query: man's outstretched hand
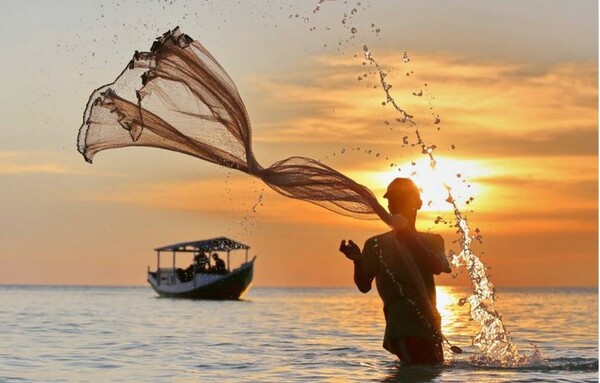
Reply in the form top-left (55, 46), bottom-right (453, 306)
top-left (339, 239), bottom-right (361, 261)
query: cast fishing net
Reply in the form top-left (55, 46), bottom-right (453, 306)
top-left (78, 28), bottom-right (392, 226)
top-left (77, 27), bottom-right (445, 343)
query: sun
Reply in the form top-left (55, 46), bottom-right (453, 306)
top-left (355, 156), bottom-right (492, 212)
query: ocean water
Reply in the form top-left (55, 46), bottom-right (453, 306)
top-left (0, 285), bottom-right (597, 382)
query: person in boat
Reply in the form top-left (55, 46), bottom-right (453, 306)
top-left (194, 252), bottom-right (209, 274)
top-left (339, 178), bottom-right (451, 365)
top-left (177, 267), bottom-right (193, 282)
top-left (210, 253), bottom-right (227, 274)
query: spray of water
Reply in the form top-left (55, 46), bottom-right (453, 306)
top-left (305, 0), bottom-right (540, 365)
top-left (355, 43), bottom-right (547, 360)
top-left (361, 43), bottom-right (526, 366)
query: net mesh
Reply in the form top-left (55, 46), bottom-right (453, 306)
top-left (77, 27), bottom-right (393, 226)
top-left (77, 27), bottom-right (449, 344)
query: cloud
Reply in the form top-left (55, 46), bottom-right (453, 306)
top-left (246, 52), bottom-right (597, 159)
top-left (84, 165), bottom-right (597, 236)
top-left (430, 127), bottom-right (598, 157)
top-left (0, 151), bottom-right (78, 175)
top-left (0, 163), bottom-right (75, 175)
top-left (82, 174), bottom-right (386, 231)
top-left (75, 51), bottom-right (597, 240)
top-left (0, 150), bottom-right (132, 177)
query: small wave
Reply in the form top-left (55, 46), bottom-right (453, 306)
top-left (329, 346), bottom-right (362, 352)
top-left (0, 377), bottom-right (29, 383)
top-left (446, 357), bottom-right (598, 372)
top-left (546, 358), bottom-right (598, 372)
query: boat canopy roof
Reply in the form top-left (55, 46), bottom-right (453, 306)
top-left (155, 237), bottom-right (250, 253)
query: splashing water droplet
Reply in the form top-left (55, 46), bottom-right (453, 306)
top-left (350, 27), bottom-right (357, 34)
top-left (327, 30), bottom-right (525, 366)
top-left (362, 45), bottom-right (372, 61)
top-left (403, 51), bottom-right (410, 63)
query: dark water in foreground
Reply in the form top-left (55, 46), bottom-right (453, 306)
top-left (0, 286), bottom-right (597, 382)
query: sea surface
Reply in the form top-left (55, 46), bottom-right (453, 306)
top-left (0, 285), bottom-right (597, 382)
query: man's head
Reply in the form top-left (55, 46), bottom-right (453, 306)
top-left (384, 178), bottom-right (422, 216)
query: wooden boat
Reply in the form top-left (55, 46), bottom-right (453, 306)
top-left (147, 237), bottom-right (256, 300)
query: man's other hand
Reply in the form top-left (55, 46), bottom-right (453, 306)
top-left (339, 239), bottom-right (361, 261)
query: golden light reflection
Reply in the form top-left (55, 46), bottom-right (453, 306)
top-left (351, 156), bottom-right (494, 212)
top-left (436, 286), bottom-right (478, 338)
top-left (436, 286), bottom-right (455, 322)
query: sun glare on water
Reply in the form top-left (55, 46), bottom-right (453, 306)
top-left (436, 286), bottom-right (455, 321)
top-left (435, 286), bottom-right (471, 338)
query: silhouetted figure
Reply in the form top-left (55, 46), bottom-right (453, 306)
top-left (176, 267), bottom-right (193, 282)
top-left (339, 178), bottom-right (451, 365)
top-left (194, 252), bottom-right (209, 274)
top-left (211, 253), bottom-right (227, 274)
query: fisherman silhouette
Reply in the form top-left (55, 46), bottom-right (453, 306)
top-left (211, 253), bottom-right (227, 274)
top-left (340, 178), bottom-right (451, 364)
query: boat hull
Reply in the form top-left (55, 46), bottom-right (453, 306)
top-left (148, 258), bottom-right (255, 300)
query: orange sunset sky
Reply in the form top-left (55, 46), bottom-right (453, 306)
top-left (0, 1), bottom-right (597, 287)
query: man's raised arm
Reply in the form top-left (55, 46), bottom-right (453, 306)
top-left (340, 239), bottom-right (375, 293)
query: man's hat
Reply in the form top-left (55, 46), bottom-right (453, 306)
top-left (383, 178), bottom-right (420, 199)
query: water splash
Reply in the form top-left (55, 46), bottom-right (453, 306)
top-left (361, 44), bottom-right (524, 366)
top-left (402, 51), bottom-right (410, 63)
top-left (252, 191), bottom-right (264, 214)
top-left (304, 0), bottom-right (529, 364)
top-left (239, 188), bottom-right (265, 237)
top-left (362, 45), bottom-right (413, 124)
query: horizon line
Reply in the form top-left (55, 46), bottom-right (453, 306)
top-left (0, 283), bottom-right (597, 289)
